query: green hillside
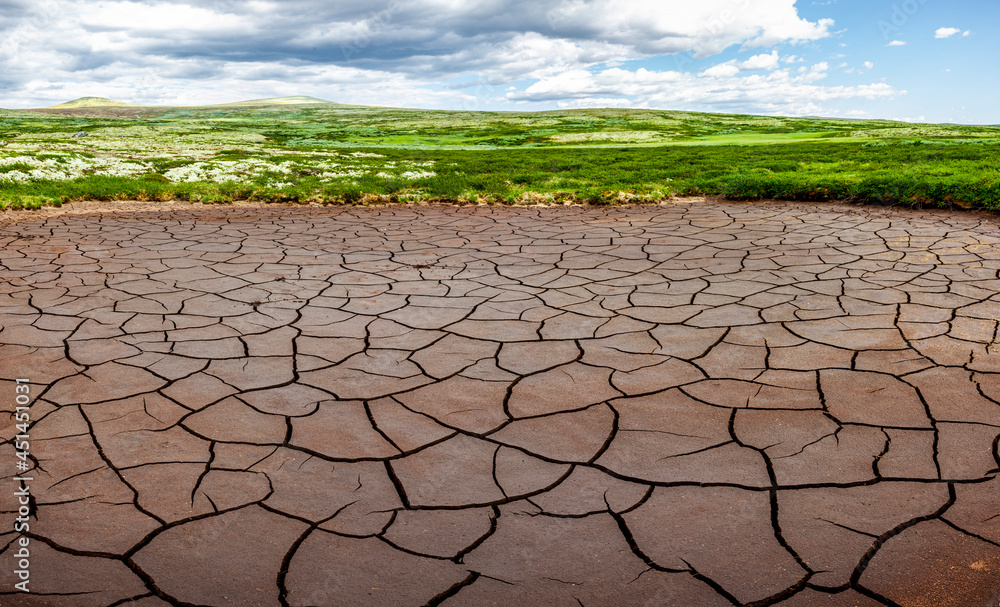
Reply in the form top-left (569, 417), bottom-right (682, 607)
top-left (48, 97), bottom-right (135, 108)
top-left (0, 98), bottom-right (997, 209)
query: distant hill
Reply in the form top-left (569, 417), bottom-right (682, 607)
top-left (31, 95), bottom-right (338, 117)
top-left (41, 95), bottom-right (334, 111)
top-left (49, 97), bottom-right (135, 108)
top-left (218, 96), bottom-right (333, 106)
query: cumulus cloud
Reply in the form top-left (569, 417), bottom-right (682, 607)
top-left (5, 0), bottom-right (834, 73)
top-left (542, 0), bottom-right (833, 57)
top-left (701, 51), bottom-right (781, 78)
top-left (0, 0), bottom-right (870, 116)
top-left (12, 58), bottom-right (477, 109)
top-left (886, 40), bottom-right (906, 46)
top-left (507, 62), bottom-right (901, 116)
top-left (702, 63), bottom-right (741, 78)
top-left (934, 27), bottom-right (966, 39)
top-left (741, 51), bottom-right (782, 70)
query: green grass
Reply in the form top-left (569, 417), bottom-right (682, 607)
top-left (0, 100), bottom-right (998, 210)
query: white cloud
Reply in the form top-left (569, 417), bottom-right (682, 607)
top-left (864, 61), bottom-right (874, 69)
top-left (543, 0), bottom-right (833, 57)
top-left (887, 40), bottom-right (906, 46)
top-left (77, 2), bottom-right (253, 33)
top-left (703, 63), bottom-right (742, 78)
top-left (507, 62), bottom-right (901, 117)
top-left (701, 50), bottom-right (780, 78)
top-left (0, 0), bottom-right (891, 119)
top-left (935, 27), bottom-right (962, 39)
top-left (555, 97), bottom-right (637, 109)
top-left (0, 0), bottom-right (838, 107)
top-left (7, 56), bottom-right (478, 110)
top-left (740, 51), bottom-right (781, 70)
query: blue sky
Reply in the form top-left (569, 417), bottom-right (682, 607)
top-left (793, 0), bottom-right (997, 123)
top-left (0, 0), bottom-right (994, 123)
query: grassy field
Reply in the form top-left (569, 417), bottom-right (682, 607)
top-left (1, 97), bottom-right (998, 209)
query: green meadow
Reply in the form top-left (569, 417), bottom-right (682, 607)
top-left (1, 97), bottom-right (998, 209)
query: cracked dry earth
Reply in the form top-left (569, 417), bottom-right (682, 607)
top-left (1, 201), bottom-right (999, 607)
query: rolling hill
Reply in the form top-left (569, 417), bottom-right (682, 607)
top-left (48, 97), bottom-right (136, 109)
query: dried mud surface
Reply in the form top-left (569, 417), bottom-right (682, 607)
top-left (1, 201), bottom-right (998, 606)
